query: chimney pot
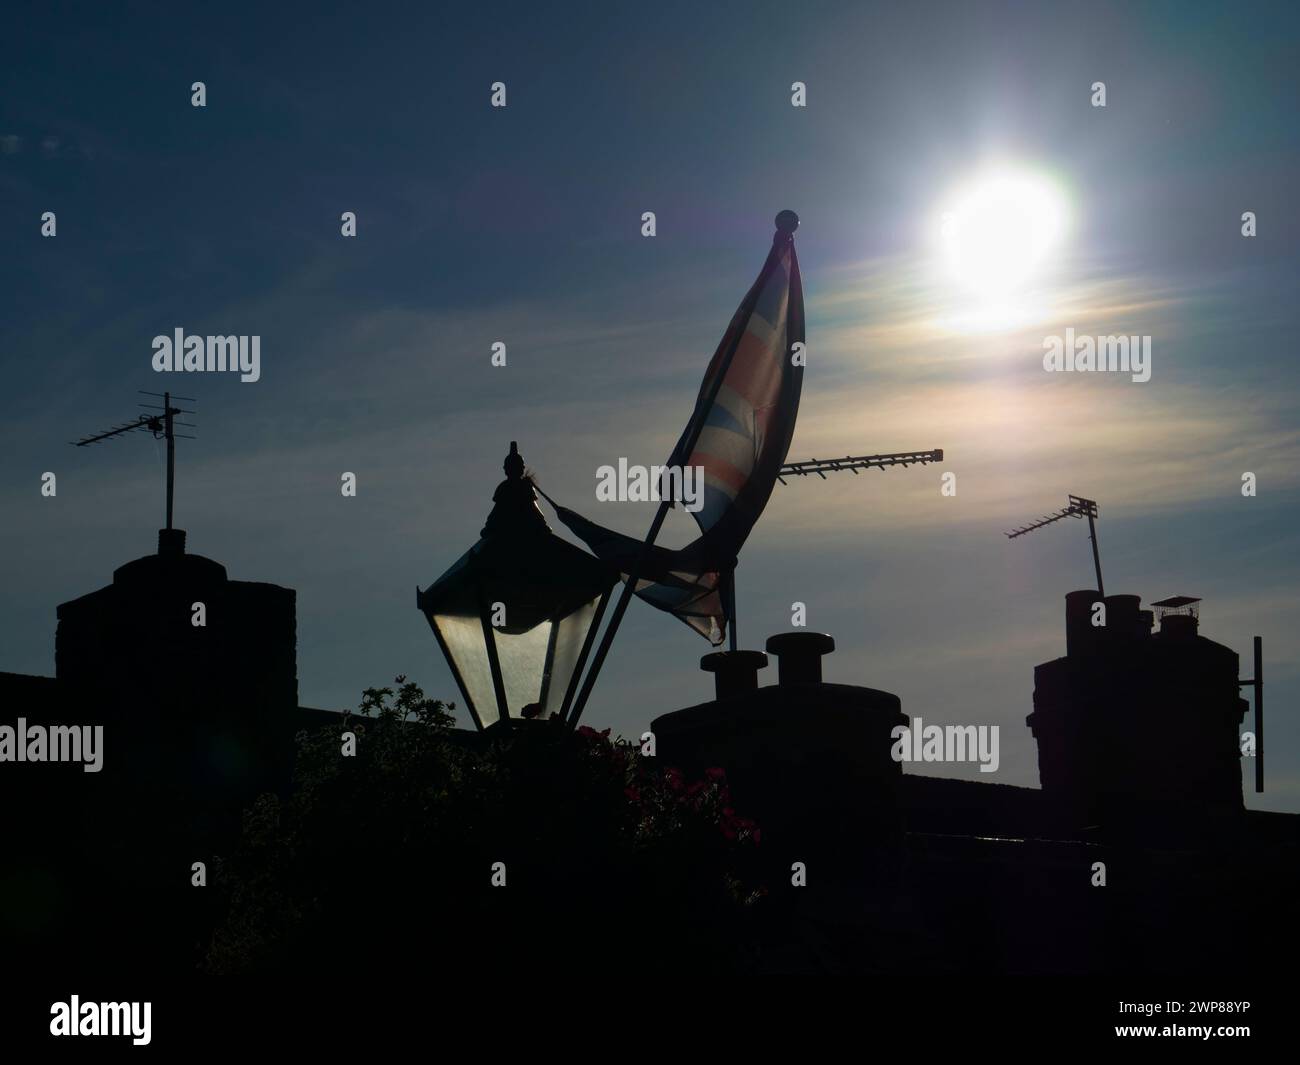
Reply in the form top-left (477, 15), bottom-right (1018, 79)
top-left (158, 528), bottom-right (186, 557)
top-left (700, 650), bottom-right (768, 699)
top-left (1159, 613), bottom-right (1199, 640)
top-left (764, 632), bottom-right (835, 685)
top-left (1065, 590), bottom-right (1104, 656)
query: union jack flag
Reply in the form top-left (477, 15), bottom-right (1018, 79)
top-left (548, 223), bottom-right (804, 644)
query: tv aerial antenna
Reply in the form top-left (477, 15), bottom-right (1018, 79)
top-left (778, 448), bottom-right (944, 484)
top-left (71, 391), bottom-right (197, 531)
top-left (1006, 494), bottom-right (1103, 596)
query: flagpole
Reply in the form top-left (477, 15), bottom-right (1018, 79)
top-left (566, 211), bottom-right (800, 726)
top-left (725, 561), bottom-right (738, 652)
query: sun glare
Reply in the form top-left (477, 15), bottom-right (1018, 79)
top-left (935, 168), bottom-right (1069, 328)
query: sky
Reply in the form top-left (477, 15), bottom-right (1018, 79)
top-left (3, 1), bottom-right (1299, 811)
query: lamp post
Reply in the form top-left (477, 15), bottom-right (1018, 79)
top-left (418, 443), bottom-right (616, 730)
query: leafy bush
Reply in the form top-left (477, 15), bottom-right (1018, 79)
top-left (206, 678), bottom-right (764, 975)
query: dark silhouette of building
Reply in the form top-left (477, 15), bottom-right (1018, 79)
top-left (2, 539), bottom-right (1295, 976)
top-left (0, 529), bottom-right (310, 972)
top-left (53, 528), bottom-right (298, 835)
top-left (650, 620), bottom-right (1293, 973)
top-left (1028, 590), bottom-right (1247, 840)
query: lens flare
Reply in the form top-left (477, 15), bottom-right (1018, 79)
top-left (940, 169), bottom-right (1068, 299)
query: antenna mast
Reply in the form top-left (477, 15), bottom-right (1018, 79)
top-left (1006, 494), bottom-right (1104, 595)
top-left (1239, 636), bottom-right (1265, 793)
top-left (72, 391), bottom-right (197, 531)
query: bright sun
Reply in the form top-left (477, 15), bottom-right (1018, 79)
top-left (938, 168), bottom-right (1069, 308)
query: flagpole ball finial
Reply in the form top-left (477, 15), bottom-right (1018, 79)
top-left (775, 210), bottom-right (800, 235)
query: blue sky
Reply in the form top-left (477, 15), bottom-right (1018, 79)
top-left (3, 1), bottom-right (1299, 810)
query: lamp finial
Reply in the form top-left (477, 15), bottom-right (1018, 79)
top-left (504, 441), bottom-right (525, 480)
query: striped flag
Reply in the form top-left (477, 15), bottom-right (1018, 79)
top-left (548, 222), bottom-right (804, 644)
top-left (669, 228), bottom-right (805, 550)
top-left (543, 498), bottom-right (728, 642)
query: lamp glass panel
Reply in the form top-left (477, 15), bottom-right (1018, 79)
top-left (542, 598), bottom-right (600, 716)
top-left (493, 620), bottom-right (552, 718)
top-left (433, 612), bottom-right (501, 728)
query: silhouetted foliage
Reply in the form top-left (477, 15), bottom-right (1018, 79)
top-left (206, 678), bottom-right (764, 975)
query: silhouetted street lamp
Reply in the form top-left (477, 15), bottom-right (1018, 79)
top-left (418, 443), bottom-right (616, 730)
